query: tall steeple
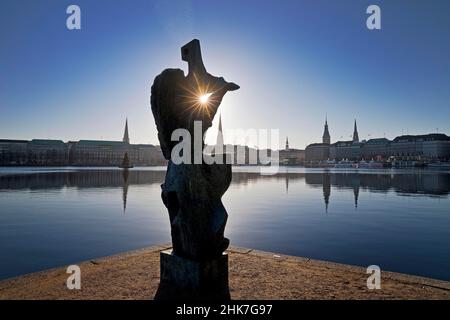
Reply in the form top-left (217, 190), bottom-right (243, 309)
top-left (352, 119), bottom-right (359, 143)
top-left (322, 116), bottom-right (330, 144)
top-left (285, 136), bottom-right (289, 151)
top-left (216, 114), bottom-right (224, 147)
top-left (123, 118), bottom-right (130, 144)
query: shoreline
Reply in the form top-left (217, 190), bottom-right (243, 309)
top-left (1, 244), bottom-right (449, 300)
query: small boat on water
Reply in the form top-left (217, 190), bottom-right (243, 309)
top-left (119, 152), bottom-right (134, 169)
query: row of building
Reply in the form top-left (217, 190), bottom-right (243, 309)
top-left (305, 119), bottom-right (450, 162)
top-left (0, 120), bottom-right (166, 166)
top-left (3, 117), bottom-right (448, 166)
top-left (1, 116), bottom-right (306, 167)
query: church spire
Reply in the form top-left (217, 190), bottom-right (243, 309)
top-left (322, 116), bottom-right (330, 144)
top-left (123, 118), bottom-right (130, 144)
top-left (216, 114), bottom-right (224, 147)
top-left (353, 119), bottom-right (359, 143)
top-left (285, 136), bottom-right (289, 151)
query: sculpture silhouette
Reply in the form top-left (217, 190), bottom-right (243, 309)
top-left (151, 39), bottom-right (239, 261)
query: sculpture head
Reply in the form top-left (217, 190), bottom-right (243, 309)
top-left (181, 39), bottom-right (207, 76)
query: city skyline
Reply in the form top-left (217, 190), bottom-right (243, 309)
top-left (2, 0), bottom-right (450, 149)
top-left (1, 116), bottom-right (448, 151)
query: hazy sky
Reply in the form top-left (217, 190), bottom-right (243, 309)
top-left (1, 0), bottom-right (450, 149)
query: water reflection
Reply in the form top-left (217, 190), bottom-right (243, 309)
top-left (304, 172), bottom-right (450, 212)
top-left (122, 170), bottom-right (129, 213)
top-left (1, 170), bottom-right (450, 212)
top-left (1, 168), bottom-right (450, 281)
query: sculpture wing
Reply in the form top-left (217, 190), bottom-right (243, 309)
top-left (150, 69), bottom-right (185, 160)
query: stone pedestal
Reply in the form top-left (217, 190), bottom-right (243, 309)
top-left (160, 250), bottom-right (229, 291)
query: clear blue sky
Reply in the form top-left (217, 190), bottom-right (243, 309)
top-left (1, 0), bottom-right (450, 148)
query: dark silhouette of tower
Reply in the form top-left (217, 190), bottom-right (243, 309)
top-left (285, 136), bottom-right (289, 151)
top-left (285, 174), bottom-right (289, 194)
top-left (216, 114), bottom-right (224, 147)
top-left (122, 169), bottom-right (129, 213)
top-left (123, 118), bottom-right (130, 144)
top-left (322, 117), bottom-right (330, 144)
top-left (323, 172), bottom-right (331, 213)
top-left (353, 119), bottom-right (359, 143)
top-left (353, 185), bottom-right (359, 209)
top-left (350, 174), bottom-right (360, 209)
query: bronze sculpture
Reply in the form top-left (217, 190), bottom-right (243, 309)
top-left (151, 39), bottom-right (239, 274)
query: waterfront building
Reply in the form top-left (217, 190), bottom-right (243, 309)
top-left (305, 118), bottom-right (332, 161)
top-left (329, 140), bottom-right (362, 161)
top-left (326, 120), bottom-right (361, 161)
top-left (305, 118), bottom-right (450, 163)
top-left (390, 134), bottom-right (450, 161)
top-left (68, 119), bottom-right (166, 166)
top-left (361, 138), bottom-right (391, 160)
top-left (0, 120), bottom-right (166, 166)
top-left (305, 143), bottom-right (330, 161)
top-left (70, 140), bottom-right (131, 166)
top-left (27, 139), bottom-right (68, 165)
top-left (279, 136), bottom-right (305, 165)
top-left (0, 139), bottom-right (28, 165)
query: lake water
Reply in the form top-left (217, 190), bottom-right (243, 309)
top-left (0, 166), bottom-right (449, 281)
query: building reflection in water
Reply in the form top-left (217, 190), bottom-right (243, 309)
top-left (1, 170), bottom-right (450, 213)
top-left (353, 184), bottom-right (359, 209)
top-left (122, 169), bottom-right (129, 213)
top-left (303, 172), bottom-right (450, 212)
top-left (285, 174), bottom-right (289, 194)
top-left (322, 172), bottom-right (331, 212)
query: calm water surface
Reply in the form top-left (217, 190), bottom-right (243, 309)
top-left (0, 166), bottom-right (449, 281)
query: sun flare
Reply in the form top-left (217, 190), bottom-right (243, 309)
top-left (199, 93), bottom-right (212, 104)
